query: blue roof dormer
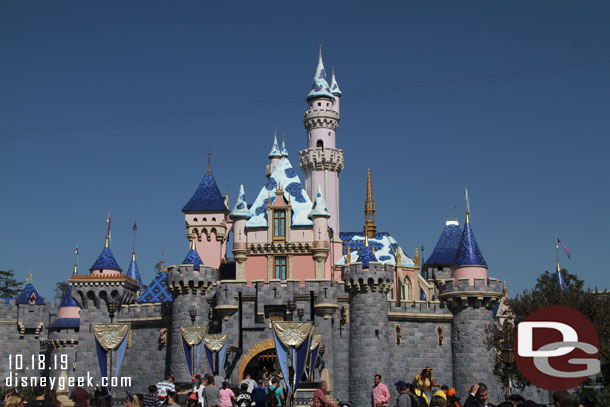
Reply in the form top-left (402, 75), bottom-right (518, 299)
top-left (16, 283), bottom-right (45, 305)
top-left (452, 218), bottom-right (487, 267)
top-left (137, 271), bottom-right (173, 303)
top-left (59, 286), bottom-right (80, 308)
top-left (356, 244), bottom-right (378, 269)
top-left (269, 134), bottom-right (282, 159)
top-left (306, 52), bottom-right (335, 101)
top-left (330, 68), bottom-right (342, 97)
top-left (126, 256), bottom-right (144, 288)
top-left (425, 220), bottom-right (462, 266)
top-left (230, 185), bottom-right (253, 220)
top-left (182, 247), bottom-right (203, 271)
top-left (308, 186), bottom-right (331, 219)
top-left (182, 171), bottom-right (227, 213)
top-left (89, 246), bottom-right (122, 272)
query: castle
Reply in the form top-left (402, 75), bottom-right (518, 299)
top-left (0, 50), bottom-right (508, 406)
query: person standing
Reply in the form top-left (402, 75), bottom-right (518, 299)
top-left (371, 375), bottom-right (391, 407)
top-left (204, 378), bottom-right (222, 407)
top-left (413, 368), bottom-right (439, 402)
top-left (463, 383), bottom-right (493, 407)
top-left (266, 377), bottom-right (284, 407)
top-left (240, 374), bottom-right (257, 394)
top-left (312, 381), bottom-right (338, 407)
top-left (393, 382), bottom-right (411, 407)
top-left (69, 386), bottom-right (90, 407)
top-left (143, 386), bottom-right (161, 407)
top-left (235, 383), bottom-right (253, 407)
top-left (219, 381), bottom-right (236, 407)
top-left (251, 380), bottom-right (267, 407)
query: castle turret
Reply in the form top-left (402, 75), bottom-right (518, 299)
top-left (343, 188), bottom-right (393, 407)
top-left (167, 241), bottom-right (218, 381)
top-left (230, 185), bottom-right (252, 280)
top-left (439, 189), bottom-right (502, 400)
top-left (330, 66), bottom-right (342, 114)
top-left (299, 47), bottom-right (344, 239)
top-left (182, 152), bottom-right (231, 269)
top-left (266, 129), bottom-right (282, 177)
top-left (424, 217), bottom-right (461, 280)
top-left (309, 186), bottom-right (331, 279)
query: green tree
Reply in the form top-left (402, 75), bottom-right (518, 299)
top-left (54, 281), bottom-right (69, 302)
top-left (0, 269), bottom-right (24, 298)
top-left (488, 269), bottom-right (609, 404)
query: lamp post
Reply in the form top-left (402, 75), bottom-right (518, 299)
top-left (189, 308), bottom-right (197, 374)
top-left (287, 300), bottom-right (296, 321)
top-left (297, 308), bottom-right (305, 321)
top-left (106, 301), bottom-right (118, 384)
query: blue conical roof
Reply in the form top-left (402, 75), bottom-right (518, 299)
top-left (269, 134), bottom-right (282, 159)
top-left (425, 220), bottom-right (462, 266)
top-left (308, 186), bottom-right (331, 219)
top-left (280, 138), bottom-right (288, 157)
top-left (126, 256), bottom-right (143, 287)
top-left (90, 246), bottom-right (122, 271)
top-left (136, 271), bottom-right (173, 303)
top-left (182, 248), bottom-right (203, 270)
top-left (306, 53), bottom-right (335, 101)
top-left (452, 218), bottom-right (487, 267)
top-left (16, 283), bottom-right (45, 305)
top-left (59, 286), bottom-right (80, 308)
top-left (230, 185), bottom-right (253, 220)
top-left (182, 171), bottom-right (227, 212)
top-left (330, 69), bottom-right (342, 97)
top-left (356, 245), bottom-right (378, 268)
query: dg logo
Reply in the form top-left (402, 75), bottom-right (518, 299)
top-left (514, 305), bottom-right (601, 391)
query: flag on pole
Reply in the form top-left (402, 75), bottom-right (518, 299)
top-left (557, 237), bottom-right (571, 259)
top-left (133, 221), bottom-right (137, 232)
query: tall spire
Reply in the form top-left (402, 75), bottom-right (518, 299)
top-left (465, 185), bottom-right (471, 223)
top-left (452, 189), bottom-right (487, 267)
top-left (132, 220), bottom-right (137, 261)
top-left (269, 129), bottom-right (282, 158)
top-left (364, 168), bottom-right (377, 238)
top-left (126, 220), bottom-right (143, 288)
top-left (105, 211), bottom-right (111, 247)
top-left (207, 149), bottom-right (212, 174)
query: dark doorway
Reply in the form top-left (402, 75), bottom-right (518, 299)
top-left (244, 349), bottom-right (278, 381)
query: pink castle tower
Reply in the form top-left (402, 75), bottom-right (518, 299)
top-left (299, 47), bottom-right (344, 260)
top-left (182, 152), bottom-right (231, 269)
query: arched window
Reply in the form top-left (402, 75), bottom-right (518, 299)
top-left (316, 140), bottom-right (323, 148)
top-left (401, 276), bottom-right (412, 301)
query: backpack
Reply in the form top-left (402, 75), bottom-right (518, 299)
top-left (266, 386), bottom-right (279, 407)
top-left (408, 393), bottom-right (426, 407)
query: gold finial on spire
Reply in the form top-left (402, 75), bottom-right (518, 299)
top-left (105, 211), bottom-right (111, 247)
top-left (27, 269), bottom-right (32, 283)
top-left (364, 234), bottom-right (369, 247)
top-left (364, 168), bottom-right (377, 238)
top-left (207, 149), bottom-right (212, 174)
top-left (503, 280), bottom-right (507, 297)
top-left (159, 249), bottom-right (166, 271)
top-left (346, 244), bottom-right (351, 264)
top-left (190, 238), bottom-right (196, 251)
top-left (414, 245), bottom-right (420, 268)
top-left (395, 247), bottom-right (402, 267)
top-left (73, 244), bottom-right (79, 275)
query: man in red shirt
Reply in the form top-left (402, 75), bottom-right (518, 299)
top-left (312, 381), bottom-right (337, 407)
top-left (69, 386), bottom-right (90, 407)
top-left (371, 375), bottom-right (390, 407)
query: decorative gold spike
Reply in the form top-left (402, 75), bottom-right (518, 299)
top-left (414, 245), bottom-right (420, 268)
top-left (503, 280), bottom-right (507, 297)
top-left (364, 234), bottom-right (369, 247)
top-left (346, 244), bottom-right (351, 264)
top-left (190, 239), bottom-right (196, 251)
top-left (364, 168), bottom-right (377, 238)
top-left (395, 247), bottom-right (402, 267)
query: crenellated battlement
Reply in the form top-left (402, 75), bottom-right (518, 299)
top-left (166, 265), bottom-right (219, 295)
top-left (298, 147), bottom-right (344, 173)
top-left (303, 108), bottom-right (340, 130)
top-left (341, 262), bottom-right (394, 293)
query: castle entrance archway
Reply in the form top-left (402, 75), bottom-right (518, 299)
top-left (237, 338), bottom-right (278, 381)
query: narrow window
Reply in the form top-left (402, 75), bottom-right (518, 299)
top-left (316, 140), bottom-right (323, 148)
top-left (274, 256), bottom-right (287, 280)
top-left (273, 210), bottom-right (286, 238)
top-left (318, 102), bottom-right (321, 107)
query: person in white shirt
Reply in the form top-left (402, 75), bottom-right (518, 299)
top-left (239, 374), bottom-right (256, 393)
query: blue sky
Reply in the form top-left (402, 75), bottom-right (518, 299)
top-left (1, 1), bottom-right (609, 301)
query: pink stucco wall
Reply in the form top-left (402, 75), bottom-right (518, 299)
top-left (292, 255), bottom-right (316, 281)
top-left (195, 229), bottom-right (222, 269)
top-left (244, 256), bottom-right (268, 281)
top-left (57, 306), bottom-right (80, 319)
top-left (451, 266), bottom-right (488, 285)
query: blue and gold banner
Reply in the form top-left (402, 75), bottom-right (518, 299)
top-left (204, 333), bottom-right (228, 376)
top-left (308, 334), bottom-right (322, 380)
top-left (92, 324), bottom-right (130, 394)
top-left (272, 322), bottom-right (315, 393)
top-left (181, 326), bottom-right (207, 375)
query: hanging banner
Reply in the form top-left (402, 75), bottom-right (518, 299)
top-left (181, 326), bottom-right (207, 375)
top-left (92, 324), bottom-right (130, 393)
top-left (272, 322), bottom-right (315, 393)
top-left (308, 334), bottom-right (322, 379)
top-left (204, 333), bottom-right (228, 375)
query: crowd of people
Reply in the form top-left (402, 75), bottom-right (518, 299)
top-left (0, 370), bottom-right (599, 407)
